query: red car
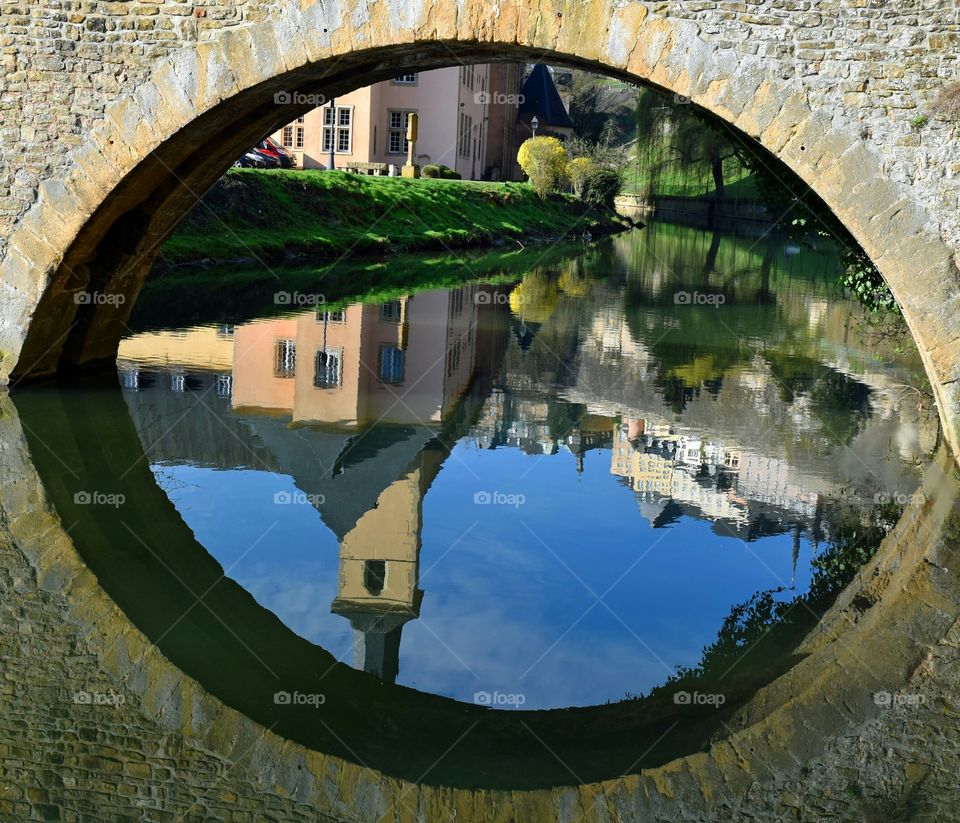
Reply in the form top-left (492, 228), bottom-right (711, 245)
top-left (255, 138), bottom-right (296, 169)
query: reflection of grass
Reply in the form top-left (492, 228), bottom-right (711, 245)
top-left (161, 169), bottom-right (628, 265)
top-left (131, 241), bottom-right (591, 332)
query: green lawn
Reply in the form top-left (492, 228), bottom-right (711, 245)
top-left (162, 170), bottom-right (627, 265)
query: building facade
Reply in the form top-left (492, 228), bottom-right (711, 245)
top-left (272, 65), bottom-right (524, 180)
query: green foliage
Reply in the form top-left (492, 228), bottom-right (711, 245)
top-left (910, 114), bottom-right (929, 129)
top-left (733, 133), bottom-right (900, 317)
top-left (565, 70), bottom-right (637, 145)
top-left (630, 86), bottom-right (748, 198)
top-left (580, 167), bottom-right (622, 209)
top-left (567, 157), bottom-right (596, 197)
top-left (517, 136), bottom-right (569, 198)
top-left (422, 164), bottom-right (462, 180)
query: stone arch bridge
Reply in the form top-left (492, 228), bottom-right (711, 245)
top-left (2, 0), bottom-right (960, 451)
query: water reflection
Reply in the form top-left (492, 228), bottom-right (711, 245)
top-left (108, 223), bottom-right (937, 710)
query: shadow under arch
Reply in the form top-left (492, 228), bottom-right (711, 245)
top-left (4, 9), bottom-right (959, 459)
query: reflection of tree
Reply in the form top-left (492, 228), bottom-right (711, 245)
top-left (765, 351), bottom-right (872, 446)
top-left (647, 497), bottom-right (903, 704)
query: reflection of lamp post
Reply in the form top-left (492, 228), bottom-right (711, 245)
top-left (531, 115), bottom-right (539, 138)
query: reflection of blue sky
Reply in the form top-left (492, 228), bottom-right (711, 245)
top-left (152, 441), bottom-right (814, 710)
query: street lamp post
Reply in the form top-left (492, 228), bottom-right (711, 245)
top-left (327, 98), bottom-right (336, 171)
top-left (531, 115), bottom-right (539, 138)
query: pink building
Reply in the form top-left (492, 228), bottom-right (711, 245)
top-left (272, 66), bottom-right (521, 181)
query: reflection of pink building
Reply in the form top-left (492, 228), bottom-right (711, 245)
top-left (271, 66), bottom-right (522, 180)
top-left (231, 288), bottom-right (483, 427)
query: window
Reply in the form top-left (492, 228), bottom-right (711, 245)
top-left (379, 345), bottom-right (405, 384)
top-left (380, 300), bottom-right (402, 323)
top-left (393, 73), bottom-right (417, 85)
top-left (363, 560), bottom-right (386, 596)
top-left (458, 113), bottom-right (474, 158)
top-left (274, 339), bottom-right (296, 378)
top-left (170, 373), bottom-right (186, 393)
top-left (450, 288), bottom-right (464, 317)
top-left (317, 309), bottom-right (346, 324)
top-left (314, 348), bottom-right (343, 389)
top-left (460, 65), bottom-right (475, 90)
top-left (387, 110), bottom-right (414, 154)
top-left (282, 117), bottom-right (305, 149)
top-left (322, 106), bottom-right (352, 154)
top-left (216, 374), bottom-right (233, 397)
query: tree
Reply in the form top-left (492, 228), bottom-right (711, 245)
top-left (517, 137), bottom-right (568, 197)
top-left (567, 157), bottom-right (596, 197)
top-left (566, 71), bottom-right (637, 145)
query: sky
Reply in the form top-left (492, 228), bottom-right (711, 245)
top-left (153, 435), bottom-right (812, 710)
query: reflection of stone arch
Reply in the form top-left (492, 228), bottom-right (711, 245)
top-left (7, 388), bottom-right (960, 819)
top-left (2, 1), bottom-right (960, 458)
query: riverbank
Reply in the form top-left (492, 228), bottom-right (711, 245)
top-left (160, 170), bottom-right (631, 266)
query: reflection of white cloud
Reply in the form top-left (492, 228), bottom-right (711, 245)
top-left (239, 564), bottom-right (354, 661)
top-left (400, 601), bottom-right (673, 708)
top-left (402, 529), bottom-right (705, 709)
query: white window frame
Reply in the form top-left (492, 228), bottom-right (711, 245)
top-left (387, 110), bottom-right (415, 155)
top-left (322, 105), bottom-right (353, 154)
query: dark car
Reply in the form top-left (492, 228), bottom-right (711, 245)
top-left (234, 151), bottom-right (268, 169)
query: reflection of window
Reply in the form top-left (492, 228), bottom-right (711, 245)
top-left (364, 560), bottom-right (386, 596)
top-left (170, 373), bottom-right (186, 393)
top-left (216, 374), bottom-right (232, 397)
top-left (119, 369), bottom-right (139, 390)
top-left (379, 301), bottom-right (402, 323)
top-left (323, 106), bottom-right (352, 154)
top-left (450, 289), bottom-right (464, 317)
top-left (393, 73), bottom-right (417, 85)
top-left (217, 324), bottom-right (235, 338)
top-left (314, 348), bottom-right (343, 389)
top-left (387, 110), bottom-right (414, 154)
top-left (446, 339), bottom-right (461, 378)
top-left (274, 339), bottom-right (296, 378)
top-left (379, 345), bottom-right (405, 384)
top-left (317, 309), bottom-right (345, 324)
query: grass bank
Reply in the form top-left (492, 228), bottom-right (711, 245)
top-left (161, 169), bottom-right (630, 266)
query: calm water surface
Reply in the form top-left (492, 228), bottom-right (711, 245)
top-left (105, 222), bottom-right (935, 712)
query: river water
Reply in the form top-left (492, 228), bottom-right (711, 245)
top-left (10, 221), bottom-right (942, 791)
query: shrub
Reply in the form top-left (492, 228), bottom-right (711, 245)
top-left (517, 137), bottom-right (568, 198)
top-left (580, 167), bottom-right (622, 209)
top-left (567, 157), bottom-right (596, 197)
top-left (422, 164), bottom-right (462, 180)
